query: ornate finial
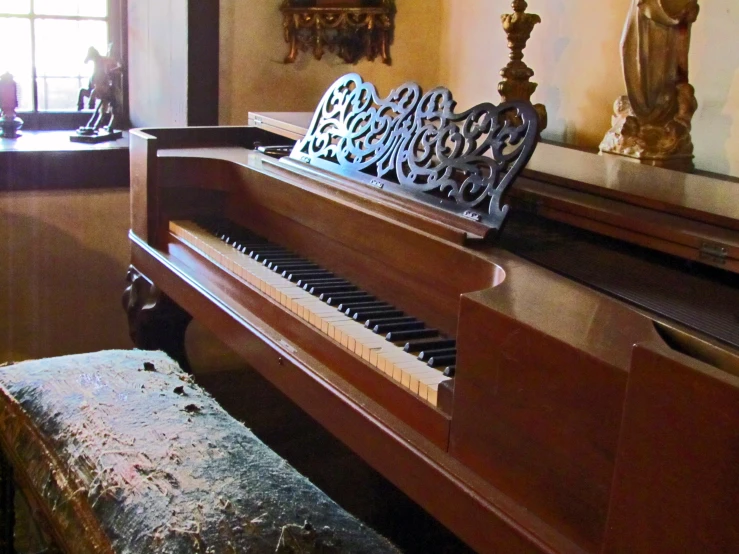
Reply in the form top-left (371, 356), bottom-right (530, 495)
top-left (499, 0), bottom-right (547, 130)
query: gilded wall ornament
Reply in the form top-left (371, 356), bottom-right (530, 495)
top-left (498, 0), bottom-right (547, 131)
top-left (600, 0), bottom-right (700, 171)
top-left (280, 1), bottom-right (394, 65)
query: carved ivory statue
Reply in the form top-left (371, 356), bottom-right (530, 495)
top-left (600, 0), bottom-right (700, 170)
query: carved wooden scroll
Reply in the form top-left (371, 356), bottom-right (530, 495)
top-left (292, 74), bottom-right (539, 233)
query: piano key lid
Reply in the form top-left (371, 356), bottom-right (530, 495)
top-left (290, 73), bottom-right (540, 241)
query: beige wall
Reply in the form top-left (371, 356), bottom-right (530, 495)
top-left (219, 0), bottom-right (739, 177)
top-left (0, 189), bottom-right (132, 363)
top-left (219, 0), bottom-right (443, 123)
top-left (128, 0), bottom-right (189, 127)
top-left (439, 0), bottom-right (739, 177)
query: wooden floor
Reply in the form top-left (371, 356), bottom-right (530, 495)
top-left (187, 322), bottom-right (471, 554)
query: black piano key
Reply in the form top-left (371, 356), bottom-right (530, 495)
top-left (266, 258), bottom-right (304, 267)
top-left (248, 245), bottom-right (283, 253)
top-left (236, 235), bottom-right (264, 245)
top-left (309, 284), bottom-right (357, 295)
top-left (403, 338), bottom-right (456, 353)
top-left (268, 259), bottom-right (314, 268)
top-left (427, 354), bottom-right (457, 368)
top-left (307, 282), bottom-right (355, 293)
top-left (285, 270), bottom-right (333, 280)
top-left (318, 290), bottom-right (375, 302)
top-left (349, 305), bottom-right (400, 314)
top-left (273, 259), bottom-right (318, 269)
top-left (251, 249), bottom-right (288, 261)
top-left (232, 241), bottom-right (266, 249)
top-left (269, 260), bottom-right (308, 271)
top-left (443, 366), bottom-right (456, 377)
top-left (417, 347), bottom-right (457, 362)
top-left (263, 254), bottom-right (303, 266)
top-left (373, 320), bottom-right (424, 334)
top-left (298, 277), bottom-right (348, 288)
top-left (354, 309), bottom-right (404, 322)
top-left (260, 251), bottom-right (299, 258)
top-left (325, 293), bottom-right (376, 304)
top-left (337, 300), bottom-right (388, 312)
top-left (266, 253), bottom-right (303, 262)
top-left (345, 306), bottom-right (397, 318)
top-left (324, 293), bottom-right (376, 305)
top-left (274, 262), bottom-right (320, 273)
top-left (309, 276), bottom-right (348, 283)
top-left (363, 316), bottom-right (416, 328)
top-left (386, 329), bottom-right (439, 342)
top-left (285, 268), bottom-right (329, 276)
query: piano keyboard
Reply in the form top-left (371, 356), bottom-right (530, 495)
top-left (170, 219), bottom-right (454, 407)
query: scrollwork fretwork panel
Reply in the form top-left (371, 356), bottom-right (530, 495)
top-left (292, 74), bottom-right (539, 234)
top-left (280, 3), bottom-right (394, 65)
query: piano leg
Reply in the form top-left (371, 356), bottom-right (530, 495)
top-left (122, 266), bottom-right (192, 371)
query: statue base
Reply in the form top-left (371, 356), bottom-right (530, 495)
top-left (0, 115), bottom-right (23, 139)
top-left (599, 150), bottom-right (695, 173)
top-left (599, 94), bottom-right (695, 172)
top-left (70, 127), bottom-right (123, 144)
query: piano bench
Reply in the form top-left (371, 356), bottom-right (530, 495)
top-left (0, 350), bottom-right (398, 553)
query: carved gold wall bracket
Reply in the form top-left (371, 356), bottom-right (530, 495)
top-left (280, 1), bottom-right (395, 65)
top-left (498, 0), bottom-right (547, 131)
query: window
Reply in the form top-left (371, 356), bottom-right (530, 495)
top-left (0, 0), bottom-right (124, 128)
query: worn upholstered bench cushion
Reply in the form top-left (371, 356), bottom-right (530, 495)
top-left (0, 350), bottom-right (398, 553)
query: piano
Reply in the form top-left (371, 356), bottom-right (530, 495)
top-left (125, 74), bottom-right (739, 554)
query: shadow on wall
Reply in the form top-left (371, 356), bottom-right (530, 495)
top-left (535, 3), bottom-right (570, 144)
top-left (578, 35), bottom-right (624, 148)
top-left (725, 70), bottom-right (739, 177)
top-left (540, 86), bottom-right (567, 143)
top-left (0, 213), bottom-right (132, 362)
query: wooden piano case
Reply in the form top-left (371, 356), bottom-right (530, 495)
top-left (127, 80), bottom-right (739, 553)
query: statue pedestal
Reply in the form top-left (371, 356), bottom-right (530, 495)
top-left (599, 149), bottom-right (695, 173)
top-left (70, 127), bottom-right (123, 144)
top-left (0, 114), bottom-right (23, 139)
top-left (599, 94), bottom-right (695, 172)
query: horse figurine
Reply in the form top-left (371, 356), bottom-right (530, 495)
top-left (76, 46), bottom-right (122, 135)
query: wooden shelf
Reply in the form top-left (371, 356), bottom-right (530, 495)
top-left (0, 130), bottom-right (129, 191)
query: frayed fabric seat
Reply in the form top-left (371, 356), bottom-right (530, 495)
top-left (0, 350), bottom-right (398, 553)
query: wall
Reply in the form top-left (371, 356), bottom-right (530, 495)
top-left (128, 0), bottom-right (220, 127)
top-left (128, 0), bottom-right (189, 127)
top-left (0, 189), bottom-right (131, 362)
top-left (218, 0), bottom-right (443, 124)
top-left (439, 0), bottom-right (739, 177)
top-left (219, 1), bottom-right (739, 177)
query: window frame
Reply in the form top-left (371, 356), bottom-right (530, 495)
top-left (0, 0), bottom-right (128, 131)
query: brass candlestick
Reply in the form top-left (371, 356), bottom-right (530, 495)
top-left (499, 0), bottom-right (547, 130)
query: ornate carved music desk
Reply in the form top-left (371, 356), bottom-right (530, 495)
top-left (128, 75), bottom-right (739, 554)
